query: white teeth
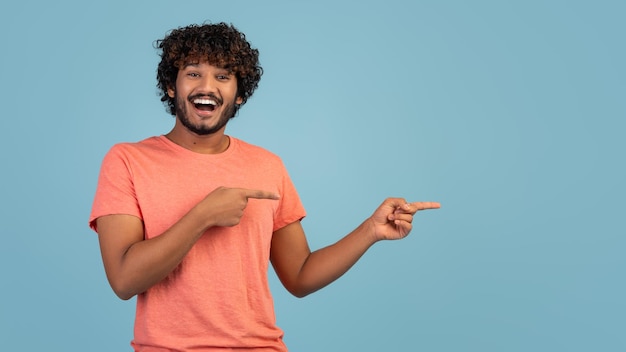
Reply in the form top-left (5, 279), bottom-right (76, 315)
top-left (193, 98), bottom-right (217, 105)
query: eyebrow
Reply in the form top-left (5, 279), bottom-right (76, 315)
top-left (181, 63), bottom-right (231, 74)
top-left (182, 63), bottom-right (200, 69)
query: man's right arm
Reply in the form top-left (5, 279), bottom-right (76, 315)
top-left (96, 187), bottom-right (279, 300)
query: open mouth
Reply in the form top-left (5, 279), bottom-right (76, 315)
top-left (192, 98), bottom-right (218, 112)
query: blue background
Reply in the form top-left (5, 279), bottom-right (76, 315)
top-left (1, 1), bottom-right (624, 351)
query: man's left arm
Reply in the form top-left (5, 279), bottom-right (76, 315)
top-left (270, 198), bottom-right (440, 298)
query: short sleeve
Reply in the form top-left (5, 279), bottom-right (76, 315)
top-left (88, 145), bottom-right (143, 232)
top-left (272, 162), bottom-right (306, 231)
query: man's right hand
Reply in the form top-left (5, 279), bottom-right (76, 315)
top-left (197, 186), bottom-right (280, 228)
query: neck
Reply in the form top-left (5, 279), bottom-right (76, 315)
top-left (165, 122), bottom-right (230, 154)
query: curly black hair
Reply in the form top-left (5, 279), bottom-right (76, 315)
top-left (154, 22), bottom-right (263, 116)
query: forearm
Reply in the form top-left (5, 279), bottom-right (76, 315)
top-left (101, 187), bottom-right (279, 300)
top-left (294, 219), bottom-right (378, 297)
top-left (272, 198), bottom-right (440, 298)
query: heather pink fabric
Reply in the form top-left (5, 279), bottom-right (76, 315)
top-left (90, 136), bottom-right (305, 351)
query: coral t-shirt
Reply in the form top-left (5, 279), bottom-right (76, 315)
top-left (89, 135), bottom-right (306, 351)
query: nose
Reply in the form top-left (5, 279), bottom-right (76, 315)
top-left (197, 75), bottom-right (219, 95)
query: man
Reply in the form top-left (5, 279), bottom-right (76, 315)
top-left (89, 22), bottom-right (440, 351)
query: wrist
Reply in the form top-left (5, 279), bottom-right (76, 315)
top-left (363, 217), bottom-right (381, 244)
top-left (187, 204), bottom-right (215, 233)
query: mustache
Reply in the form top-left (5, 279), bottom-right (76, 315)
top-left (188, 93), bottom-right (223, 105)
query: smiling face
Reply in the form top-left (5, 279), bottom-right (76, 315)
top-left (168, 62), bottom-right (243, 136)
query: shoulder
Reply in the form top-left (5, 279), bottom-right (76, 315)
top-left (98, 137), bottom-right (170, 171)
top-left (105, 136), bottom-right (166, 158)
top-left (231, 137), bottom-right (283, 163)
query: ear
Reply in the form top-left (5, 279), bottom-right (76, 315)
top-left (167, 87), bottom-right (175, 98)
top-left (236, 96), bottom-right (243, 105)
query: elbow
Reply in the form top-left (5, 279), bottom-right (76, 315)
top-left (290, 289), bottom-right (309, 299)
top-left (111, 285), bottom-right (136, 301)
top-left (295, 292), bottom-right (312, 299)
top-left (286, 283), bottom-right (318, 298)
top-left (108, 278), bottom-right (138, 301)
top-left (114, 290), bottom-right (135, 301)
top-left (280, 273), bottom-right (327, 298)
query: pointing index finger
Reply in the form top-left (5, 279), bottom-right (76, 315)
top-left (243, 189), bottom-right (280, 200)
top-left (410, 202), bottom-right (441, 211)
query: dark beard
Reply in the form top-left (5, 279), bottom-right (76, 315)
top-left (174, 94), bottom-right (237, 136)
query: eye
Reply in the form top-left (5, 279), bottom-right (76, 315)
top-left (216, 74), bottom-right (230, 81)
top-left (187, 72), bottom-right (200, 78)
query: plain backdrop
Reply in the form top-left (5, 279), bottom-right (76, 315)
top-left (1, 1), bottom-right (624, 351)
